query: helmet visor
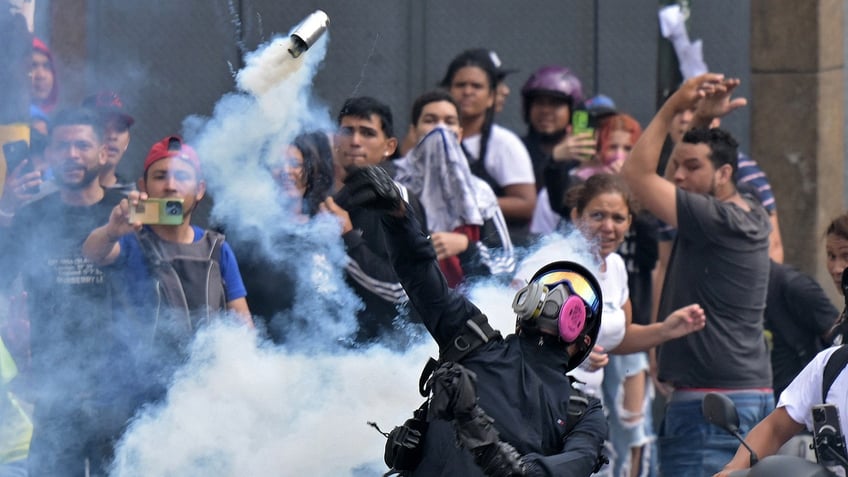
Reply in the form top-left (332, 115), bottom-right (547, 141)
top-left (530, 270), bottom-right (600, 321)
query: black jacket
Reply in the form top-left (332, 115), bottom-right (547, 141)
top-left (343, 186), bottom-right (427, 343)
top-left (382, 209), bottom-right (607, 477)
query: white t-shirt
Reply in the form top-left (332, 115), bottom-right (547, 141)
top-left (462, 124), bottom-right (535, 187)
top-left (778, 346), bottom-right (848, 435)
top-left (569, 253), bottom-right (629, 397)
top-left (530, 188), bottom-right (562, 235)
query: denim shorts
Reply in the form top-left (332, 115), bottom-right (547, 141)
top-left (602, 352), bottom-right (656, 476)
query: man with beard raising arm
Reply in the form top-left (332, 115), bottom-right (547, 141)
top-left (0, 107), bottom-right (125, 476)
top-left (621, 74), bottom-right (772, 476)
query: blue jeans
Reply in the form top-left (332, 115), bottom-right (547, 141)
top-left (658, 391), bottom-right (774, 477)
top-left (0, 460), bottom-right (27, 477)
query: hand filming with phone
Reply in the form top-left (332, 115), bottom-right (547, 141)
top-left (550, 110), bottom-right (597, 163)
top-left (93, 191), bottom-right (186, 247)
top-left (1, 139), bottom-right (47, 217)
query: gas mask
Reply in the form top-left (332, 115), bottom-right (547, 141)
top-left (512, 261), bottom-right (603, 371)
top-left (512, 280), bottom-right (588, 343)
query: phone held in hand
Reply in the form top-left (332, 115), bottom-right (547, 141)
top-left (812, 403), bottom-right (848, 469)
top-left (570, 110), bottom-right (596, 161)
top-left (2, 140), bottom-right (40, 194)
top-left (571, 110), bottom-right (595, 137)
top-left (128, 198), bottom-right (185, 225)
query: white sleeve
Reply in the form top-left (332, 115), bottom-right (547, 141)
top-left (777, 346), bottom-right (838, 431)
top-left (530, 188), bottom-right (561, 235)
top-left (483, 125), bottom-right (536, 187)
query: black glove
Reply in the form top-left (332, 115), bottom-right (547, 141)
top-left (427, 362), bottom-right (479, 421)
top-left (333, 166), bottom-right (402, 212)
top-left (427, 362), bottom-right (527, 476)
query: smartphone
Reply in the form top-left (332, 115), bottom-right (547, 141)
top-left (128, 198), bottom-right (185, 225)
top-left (2, 140), bottom-right (39, 194)
top-left (571, 110), bottom-right (595, 137)
top-left (812, 404), bottom-right (848, 467)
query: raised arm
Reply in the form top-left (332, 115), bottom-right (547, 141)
top-left (622, 73), bottom-right (730, 227)
top-left (83, 191), bottom-right (143, 266)
top-left (383, 209), bottom-right (483, 348)
top-left (328, 165), bottom-right (481, 346)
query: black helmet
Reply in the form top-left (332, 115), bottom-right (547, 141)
top-left (512, 261), bottom-right (602, 371)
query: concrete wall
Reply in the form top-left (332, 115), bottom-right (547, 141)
top-left (751, 0), bottom-right (844, 303)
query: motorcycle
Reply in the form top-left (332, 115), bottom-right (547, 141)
top-left (702, 392), bottom-right (838, 477)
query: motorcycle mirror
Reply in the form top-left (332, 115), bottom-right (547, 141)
top-left (703, 392), bottom-right (740, 433)
top-left (703, 392), bottom-right (761, 467)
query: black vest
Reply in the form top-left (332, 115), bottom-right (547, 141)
top-left (135, 227), bottom-right (227, 338)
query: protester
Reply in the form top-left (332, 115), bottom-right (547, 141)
top-left (621, 74), bottom-right (773, 476)
top-left (713, 345), bottom-right (848, 477)
top-left (542, 173), bottom-right (704, 477)
top-left (489, 49), bottom-right (516, 114)
top-left (232, 131), bottom-right (336, 342)
top-left (824, 212), bottom-right (848, 345)
top-left (520, 65), bottom-right (595, 195)
top-left (0, 107), bottom-right (124, 476)
top-left (531, 112), bottom-right (643, 234)
top-left (82, 135), bottom-right (253, 420)
top-left (29, 37), bottom-right (58, 114)
top-left (82, 91), bottom-right (136, 194)
top-left (441, 48), bottom-right (536, 246)
top-left (321, 96), bottom-right (427, 345)
top-left (765, 260), bottom-right (838, 399)
top-left (396, 89), bottom-right (515, 287)
top-left (340, 164), bottom-right (607, 476)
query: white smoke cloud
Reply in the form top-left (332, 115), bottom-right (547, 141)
top-left (107, 17), bottom-right (430, 477)
top-left (109, 324), bottom-right (437, 477)
top-left (106, 12), bottom-right (602, 475)
top-left (107, 235), bottom-right (598, 476)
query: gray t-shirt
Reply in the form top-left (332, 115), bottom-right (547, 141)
top-left (658, 188), bottom-right (772, 388)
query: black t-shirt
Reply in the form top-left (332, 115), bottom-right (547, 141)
top-left (616, 211), bottom-right (659, 326)
top-left (0, 189), bottom-right (124, 394)
top-left (765, 261), bottom-right (838, 397)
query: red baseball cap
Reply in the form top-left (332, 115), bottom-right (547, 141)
top-left (144, 136), bottom-right (201, 174)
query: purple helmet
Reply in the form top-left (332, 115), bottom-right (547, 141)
top-left (521, 66), bottom-right (584, 120)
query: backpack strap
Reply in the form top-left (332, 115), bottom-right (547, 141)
top-left (418, 314), bottom-right (502, 397)
top-left (440, 313), bottom-right (501, 363)
top-left (822, 345), bottom-right (848, 403)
